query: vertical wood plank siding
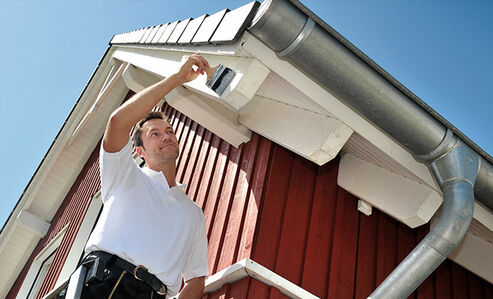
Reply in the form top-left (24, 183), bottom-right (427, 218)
top-left (163, 105), bottom-right (272, 276)
top-left (252, 143), bottom-right (493, 299)
top-left (6, 91), bottom-right (135, 299)
top-left (6, 142), bottom-right (102, 299)
top-left (8, 100), bottom-right (492, 299)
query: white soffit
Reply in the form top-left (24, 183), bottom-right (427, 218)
top-left (430, 215), bottom-right (493, 285)
top-left (238, 32), bottom-right (439, 192)
top-left (0, 47), bottom-right (126, 297)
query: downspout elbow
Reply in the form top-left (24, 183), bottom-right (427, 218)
top-left (369, 132), bottom-right (479, 299)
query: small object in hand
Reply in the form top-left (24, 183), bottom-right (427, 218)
top-left (205, 64), bottom-right (236, 96)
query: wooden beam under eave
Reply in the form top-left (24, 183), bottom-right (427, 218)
top-left (122, 64), bottom-right (162, 93)
top-left (338, 153), bottom-right (443, 228)
top-left (166, 86), bottom-right (251, 147)
top-left (239, 96), bottom-right (353, 166)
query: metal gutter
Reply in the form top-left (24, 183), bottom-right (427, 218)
top-left (248, 0), bottom-right (492, 297)
top-left (249, 0), bottom-right (493, 212)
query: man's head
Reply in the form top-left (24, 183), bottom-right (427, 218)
top-left (133, 111), bottom-right (179, 167)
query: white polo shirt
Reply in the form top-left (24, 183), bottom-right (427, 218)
top-left (85, 139), bottom-right (208, 297)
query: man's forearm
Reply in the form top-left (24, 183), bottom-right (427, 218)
top-left (103, 53), bottom-right (209, 153)
top-left (178, 276), bottom-right (205, 299)
top-left (111, 74), bottom-right (181, 133)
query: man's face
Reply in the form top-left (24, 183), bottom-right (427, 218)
top-left (137, 118), bottom-right (179, 165)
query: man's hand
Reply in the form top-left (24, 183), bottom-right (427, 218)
top-left (175, 53), bottom-right (211, 85)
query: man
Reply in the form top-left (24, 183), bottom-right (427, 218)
top-left (79, 53), bottom-right (211, 299)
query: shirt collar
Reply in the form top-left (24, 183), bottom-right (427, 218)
top-left (142, 167), bottom-right (187, 191)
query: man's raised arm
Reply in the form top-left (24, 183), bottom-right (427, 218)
top-left (103, 54), bottom-right (210, 153)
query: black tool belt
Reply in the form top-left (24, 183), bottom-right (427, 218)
top-left (88, 251), bottom-right (167, 296)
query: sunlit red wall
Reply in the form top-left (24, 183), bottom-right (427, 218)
top-left (7, 100), bottom-right (492, 299)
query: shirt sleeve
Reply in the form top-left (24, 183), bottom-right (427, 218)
top-left (182, 211), bottom-right (209, 282)
top-left (99, 138), bottom-right (138, 203)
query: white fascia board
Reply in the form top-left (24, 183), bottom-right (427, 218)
top-left (239, 32), bottom-right (438, 192)
top-left (111, 46), bottom-right (270, 111)
top-left (240, 96), bottom-right (353, 165)
top-left (166, 86), bottom-right (251, 147)
top-left (205, 258), bottom-right (319, 299)
top-left (0, 46), bottom-right (116, 246)
top-left (338, 153), bottom-right (442, 228)
top-left (0, 47), bottom-right (119, 298)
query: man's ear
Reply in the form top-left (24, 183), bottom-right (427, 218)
top-left (135, 146), bottom-right (145, 159)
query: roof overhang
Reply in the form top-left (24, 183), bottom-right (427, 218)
top-left (1, 1), bottom-right (492, 295)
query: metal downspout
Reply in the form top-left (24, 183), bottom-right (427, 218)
top-left (368, 131), bottom-right (479, 298)
top-left (249, 0), bottom-right (487, 297)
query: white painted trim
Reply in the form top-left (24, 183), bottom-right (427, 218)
top-left (112, 47), bottom-right (269, 111)
top-left (438, 225), bottom-right (493, 284)
top-left (239, 96), bottom-right (353, 165)
top-left (17, 225), bottom-right (68, 299)
top-left (0, 46), bottom-right (118, 297)
top-left (43, 258), bottom-right (319, 299)
top-left (473, 201), bottom-right (493, 232)
top-left (357, 200), bottom-right (373, 216)
top-left (338, 153), bottom-right (442, 228)
top-left (55, 192), bottom-right (103, 287)
top-left (122, 64), bottom-right (162, 93)
top-left (16, 210), bottom-right (50, 237)
top-left (67, 61), bottom-right (129, 147)
top-left (113, 43), bottom-right (243, 57)
top-left (204, 258), bottom-right (318, 299)
top-left (166, 86), bottom-right (251, 147)
top-left (239, 32), bottom-right (439, 191)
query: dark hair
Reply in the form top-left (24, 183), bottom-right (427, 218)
top-left (132, 111), bottom-right (170, 148)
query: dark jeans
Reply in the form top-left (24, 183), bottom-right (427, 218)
top-left (59, 256), bottom-right (166, 299)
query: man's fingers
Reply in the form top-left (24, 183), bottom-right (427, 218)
top-left (189, 53), bottom-right (210, 70)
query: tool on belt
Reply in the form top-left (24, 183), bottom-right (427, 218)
top-left (64, 251), bottom-right (167, 299)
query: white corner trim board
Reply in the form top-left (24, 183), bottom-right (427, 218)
top-left (204, 258), bottom-right (319, 299)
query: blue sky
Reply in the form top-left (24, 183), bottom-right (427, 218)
top-left (1, 0), bottom-right (492, 228)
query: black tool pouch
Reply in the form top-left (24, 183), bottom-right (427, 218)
top-left (83, 255), bottom-right (107, 284)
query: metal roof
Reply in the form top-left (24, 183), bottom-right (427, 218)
top-left (110, 1), bottom-right (260, 46)
top-left (110, 0), bottom-right (492, 167)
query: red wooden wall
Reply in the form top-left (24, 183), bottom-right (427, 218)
top-left (7, 100), bottom-right (493, 299)
top-left (248, 142), bottom-right (493, 299)
top-left (162, 104), bottom-right (272, 276)
top-left (6, 142), bottom-right (102, 299)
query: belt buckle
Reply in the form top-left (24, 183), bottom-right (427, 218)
top-left (134, 265), bottom-right (148, 281)
top-left (157, 284), bottom-right (167, 296)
